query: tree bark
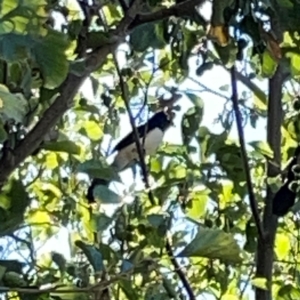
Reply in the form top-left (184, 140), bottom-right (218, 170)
top-left (255, 64), bottom-right (284, 300)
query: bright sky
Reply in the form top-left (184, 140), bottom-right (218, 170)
top-left (0, 1), bottom-right (270, 299)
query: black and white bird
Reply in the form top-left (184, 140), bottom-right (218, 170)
top-left (272, 145), bottom-right (300, 217)
top-left (111, 109), bottom-right (174, 171)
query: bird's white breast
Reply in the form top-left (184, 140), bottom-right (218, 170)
top-left (111, 128), bottom-right (164, 171)
top-left (141, 128), bottom-right (164, 155)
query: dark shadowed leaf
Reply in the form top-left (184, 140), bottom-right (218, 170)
top-left (178, 227), bottom-right (242, 263)
top-left (51, 252), bottom-right (67, 273)
top-left (75, 240), bottom-right (104, 272)
top-left (93, 185), bottom-right (121, 204)
top-left (130, 23), bottom-right (165, 52)
top-left (77, 159), bottom-right (120, 182)
top-left (41, 141), bottom-right (81, 155)
top-left (91, 213), bottom-right (113, 232)
top-left (33, 29), bottom-right (70, 89)
top-left (249, 141), bottom-right (273, 158)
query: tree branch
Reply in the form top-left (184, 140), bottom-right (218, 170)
top-left (255, 64), bottom-right (284, 300)
top-left (128, 0), bottom-right (207, 30)
top-left (0, 0), bottom-right (206, 189)
top-left (230, 67), bottom-right (264, 240)
top-left (165, 236), bottom-right (196, 300)
top-left (114, 34), bottom-right (195, 300)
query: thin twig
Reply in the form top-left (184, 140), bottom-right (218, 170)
top-left (230, 67), bottom-right (264, 240)
top-left (165, 236), bottom-right (196, 300)
top-left (114, 51), bottom-right (196, 300)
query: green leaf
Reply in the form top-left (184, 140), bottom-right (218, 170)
top-left (262, 50), bottom-right (277, 77)
top-left (77, 159), bottom-right (120, 182)
top-left (41, 141), bottom-right (81, 155)
top-left (27, 210), bottom-right (51, 224)
top-left (147, 213), bottom-right (169, 228)
top-left (33, 29), bottom-right (70, 89)
top-left (75, 240), bottom-right (104, 272)
top-left (158, 144), bottom-right (187, 156)
top-left (186, 190), bottom-right (209, 219)
top-left (219, 84), bottom-right (230, 91)
top-left (181, 93), bottom-right (204, 144)
top-left (93, 185), bottom-right (121, 204)
top-left (0, 265), bottom-right (6, 281)
top-left (278, 284), bottom-right (300, 299)
top-left (251, 277), bottom-right (268, 290)
top-left (275, 233), bottom-right (290, 260)
top-left (51, 252), bottom-right (66, 273)
top-left (289, 53), bottom-right (300, 77)
top-left (91, 213), bottom-right (113, 232)
top-left (82, 120), bottom-right (103, 141)
top-left (0, 84), bottom-right (27, 122)
top-left (0, 120), bottom-right (7, 142)
top-left (130, 22), bottom-right (165, 52)
top-left (249, 141), bottom-right (273, 158)
top-left (178, 227), bottom-right (242, 263)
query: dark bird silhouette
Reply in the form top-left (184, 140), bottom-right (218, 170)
top-left (272, 145), bottom-right (300, 217)
top-left (111, 110), bottom-right (173, 171)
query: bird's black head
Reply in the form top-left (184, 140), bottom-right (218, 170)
top-left (148, 109), bottom-right (174, 131)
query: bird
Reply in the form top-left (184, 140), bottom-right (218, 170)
top-left (111, 109), bottom-right (174, 171)
top-left (272, 146), bottom-right (300, 217)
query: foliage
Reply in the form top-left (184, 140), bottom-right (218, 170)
top-left (0, 0), bottom-right (300, 300)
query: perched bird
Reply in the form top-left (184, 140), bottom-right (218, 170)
top-left (111, 109), bottom-right (174, 171)
top-left (272, 146), bottom-right (300, 217)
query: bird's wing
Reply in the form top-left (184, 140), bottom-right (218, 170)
top-left (111, 127), bottom-right (165, 171)
top-left (112, 123), bottom-right (148, 152)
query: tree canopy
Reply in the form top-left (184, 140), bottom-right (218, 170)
top-left (1, 0), bottom-right (300, 300)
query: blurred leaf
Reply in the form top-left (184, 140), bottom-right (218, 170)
top-left (0, 84), bottom-right (27, 122)
top-left (42, 140), bottom-right (81, 155)
top-left (93, 185), bottom-right (121, 204)
top-left (249, 141), bottom-right (273, 158)
top-left (0, 120), bottom-right (7, 142)
top-left (45, 152), bottom-right (59, 169)
top-left (251, 277), bottom-right (268, 290)
top-left (51, 252), bottom-right (66, 273)
top-left (178, 227), bottom-right (242, 263)
top-left (186, 190), bottom-right (209, 219)
top-left (27, 210), bottom-right (51, 224)
top-left (262, 50), bottom-right (277, 77)
top-left (287, 52), bottom-right (300, 77)
top-left (0, 265), bottom-right (6, 281)
top-left (277, 284), bottom-right (300, 299)
top-left (78, 159), bottom-right (120, 181)
top-left (91, 213), bottom-right (113, 232)
top-left (181, 104), bottom-right (204, 145)
top-left (75, 240), bottom-right (104, 272)
top-left (130, 22), bottom-right (165, 52)
top-left (158, 144), bottom-right (187, 156)
top-left (82, 120), bottom-right (103, 141)
top-left (275, 233), bottom-right (290, 260)
top-left (33, 29), bottom-right (70, 89)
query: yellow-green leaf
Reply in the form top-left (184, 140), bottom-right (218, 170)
top-left (82, 120), bottom-right (103, 141)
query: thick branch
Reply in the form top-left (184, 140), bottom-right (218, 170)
top-left (0, 0), bottom-right (205, 189)
top-left (128, 0), bottom-right (206, 30)
top-left (255, 64), bottom-right (283, 300)
top-left (230, 67), bottom-right (264, 240)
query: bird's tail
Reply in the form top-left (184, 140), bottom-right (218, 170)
top-left (111, 150), bottom-right (136, 171)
